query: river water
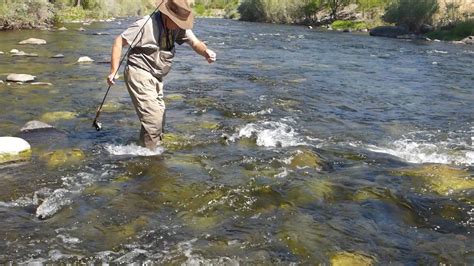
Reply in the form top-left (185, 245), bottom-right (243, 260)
top-left (0, 18), bottom-right (473, 264)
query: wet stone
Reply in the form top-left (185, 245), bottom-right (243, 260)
top-left (330, 251), bottom-right (375, 266)
top-left (0, 137), bottom-right (31, 164)
top-left (286, 178), bottom-right (334, 206)
top-left (41, 149), bottom-right (85, 168)
top-left (39, 111), bottom-right (77, 123)
top-left (11, 51), bottom-right (39, 57)
top-left (394, 164), bottom-right (474, 195)
top-left (20, 120), bottom-right (54, 132)
top-left (6, 74), bottom-right (36, 83)
top-left (19, 38), bottom-right (47, 45)
top-left (77, 56), bottom-right (94, 63)
top-left (289, 149), bottom-right (324, 170)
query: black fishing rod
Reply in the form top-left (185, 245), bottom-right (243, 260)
top-left (92, 1), bottom-right (164, 131)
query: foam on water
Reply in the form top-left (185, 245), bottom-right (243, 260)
top-left (105, 143), bottom-right (164, 156)
top-left (364, 129), bottom-right (473, 166)
top-left (235, 119), bottom-right (306, 148)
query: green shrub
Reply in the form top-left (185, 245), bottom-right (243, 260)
top-left (238, 0), bottom-right (310, 24)
top-left (331, 20), bottom-right (368, 30)
top-left (383, 0), bottom-right (438, 32)
top-left (0, 0), bottom-right (54, 30)
top-left (427, 19), bottom-right (474, 41)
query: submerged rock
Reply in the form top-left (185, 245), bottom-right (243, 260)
top-left (39, 111), bottom-right (77, 123)
top-left (286, 178), bottom-right (334, 206)
top-left (19, 38), bottom-right (47, 45)
top-left (41, 149), bottom-right (85, 168)
top-left (17, 120), bottom-right (68, 150)
top-left (289, 149), bottom-right (324, 170)
top-left (77, 56), bottom-right (94, 63)
top-left (165, 93), bottom-right (185, 102)
top-left (0, 137), bottom-right (31, 163)
top-left (6, 74), bottom-right (36, 83)
top-left (36, 188), bottom-right (73, 219)
top-left (394, 164), bottom-right (474, 195)
top-left (21, 120), bottom-right (54, 132)
top-left (330, 252), bottom-right (375, 266)
top-left (369, 26), bottom-right (410, 38)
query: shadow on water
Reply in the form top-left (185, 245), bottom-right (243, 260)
top-left (0, 18), bottom-right (473, 263)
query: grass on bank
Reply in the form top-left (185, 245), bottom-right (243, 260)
top-left (426, 19), bottom-right (474, 41)
top-left (331, 20), bottom-right (368, 30)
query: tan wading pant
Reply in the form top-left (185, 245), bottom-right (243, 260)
top-left (124, 65), bottom-right (165, 150)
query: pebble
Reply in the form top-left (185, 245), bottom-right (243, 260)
top-left (77, 56), bottom-right (94, 63)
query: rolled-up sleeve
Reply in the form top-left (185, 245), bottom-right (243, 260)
top-left (175, 29), bottom-right (196, 45)
top-left (121, 17), bottom-right (147, 47)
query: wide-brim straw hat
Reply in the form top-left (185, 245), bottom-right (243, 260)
top-left (159, 0), bottom-right (194, 29)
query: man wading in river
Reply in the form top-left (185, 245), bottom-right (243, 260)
top-left (107, 0), bottom-right (216, 150)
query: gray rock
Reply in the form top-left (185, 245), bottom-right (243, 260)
top-left (10, 49), bottom-right (19, 54)
top-left (36, 188), bottom-right (73, 219)
top-left (77, 56), bottom-right (94, 63)
top-left (0, 51), bottom-right (4, 55)
top-left (0, 137), bottom-right (31, 163)
top-left (19, 38), bottom-right (47, 45)
top-left (370, 26), bottom-right (410, 38)
top-left (58, 27), bottom-right (68, 31)
top-left (11, 51), bottom-right (39, 57)
top-left (52, 54), bottom-right (64, 58)
top-left (0, 80), bottom-right (3, 84)
top-left (461, 36), bottom-right (474, 45)
top-left (78, 27), bottom-right (86, 31)
top-left (21, 120), bottom-right (54, 132)
top-left (6, 74), bottom-right (36, 82)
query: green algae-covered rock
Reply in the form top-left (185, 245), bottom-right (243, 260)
top-left (162, 133), bottom-right (193, 151)
top-left (0, 137), bottom-right (31, 163)
top-left (40, 111), bottom-right (77, 123)
top-left (289, 149), bottom-right (324, 170)
top-left (330, 252), bottom-right (374, 266)
top-left (176, 121), bottom-right (220, 132)
top-left (165, 93), bottom-right (185, 103)
top-left (394, 164), bottom-right (474, 195)
top-left (286, 178), bottom-right (334, 206)
top-left (41, 149), bottom-right (85, 168)
top-left (277, 212), bottom-right (322, 260)
top-left (101, 102), bottom-right (123, 112)
top-left (185, 97), bottom-right (218, 108)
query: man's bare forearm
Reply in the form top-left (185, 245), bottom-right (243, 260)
top-left (191, 40), bottom-right (208, 57)
top-left (110, 36), bottom-right (124, 75)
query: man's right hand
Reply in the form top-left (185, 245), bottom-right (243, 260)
top-left (107, 73), bottom-right (117, 86)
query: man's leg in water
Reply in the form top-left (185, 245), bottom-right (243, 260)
top-left (124, 65), bottom-right (165, 150)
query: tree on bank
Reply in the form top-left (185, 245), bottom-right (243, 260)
top-left (383, 0), bottom-right (438, 32)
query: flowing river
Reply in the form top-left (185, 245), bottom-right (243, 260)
top-left (0, 18), bottom-right (473, 264)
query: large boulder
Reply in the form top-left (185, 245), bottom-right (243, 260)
top-left (461, 36), bottom-right (474, 45)
top-left (0, 137), bottom-right (31, 163)
top-left (6, 74), bottom-right (36, 83)
top-left (18, 38), bottom-right (47, 45)
top-left (369, 26), bottom-right (410, 38)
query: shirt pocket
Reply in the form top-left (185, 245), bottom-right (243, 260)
top-left (158, 50), bottom-right (175, 76)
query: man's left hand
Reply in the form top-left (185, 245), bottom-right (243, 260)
top-left (204, 49), bottom-right (216, 63)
